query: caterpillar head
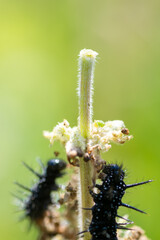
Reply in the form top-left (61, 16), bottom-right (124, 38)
top-left (102, 164), bottom-right (124, 183)
top-left (47, 159), bottom-right (67, 176)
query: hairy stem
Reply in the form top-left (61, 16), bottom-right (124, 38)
top-left (78, 49), bottom-right (98, 240)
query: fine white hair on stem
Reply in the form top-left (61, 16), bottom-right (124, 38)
top-left (77, 49), bottom-right (98, 138)
top-left (77, 49), bottom-right (98, 239)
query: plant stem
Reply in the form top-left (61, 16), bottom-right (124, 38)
top-left (78, 49), bottom-right (98, 240)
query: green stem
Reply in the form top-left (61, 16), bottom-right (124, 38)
top-left (78, 49), bottom-right (98, 240)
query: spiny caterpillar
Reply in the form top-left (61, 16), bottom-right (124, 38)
top-left (14, 158), bottom-right (66, 237)
top-left (82, 164), bottom-right (152, 240)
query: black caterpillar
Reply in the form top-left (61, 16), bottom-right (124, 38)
top-left (15, 158), bottom-right (66, 221)
top-left (82, 164), bottom-right (152, 240)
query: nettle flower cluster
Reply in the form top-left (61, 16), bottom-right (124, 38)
top-left (43, 119), bottom-right (132, 163)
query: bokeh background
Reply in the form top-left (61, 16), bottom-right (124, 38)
top-left (0, 0), bottom-right (159, 239)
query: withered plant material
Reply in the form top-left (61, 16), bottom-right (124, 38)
top-left (37, 207), bottom-right (67, 240)
top-left (118, 226), bottom-right (150, 240)
top-left (58, 170), bottom-right (79, 239)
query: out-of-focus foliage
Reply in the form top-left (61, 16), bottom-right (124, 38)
top-left (0, 0), bottom-right (159, 239)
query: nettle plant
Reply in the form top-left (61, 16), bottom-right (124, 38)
top-left (16, 49), bottom-right (151, 240)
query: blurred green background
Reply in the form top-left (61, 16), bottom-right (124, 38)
top-left (0, 0), bottom-right (159, 239)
